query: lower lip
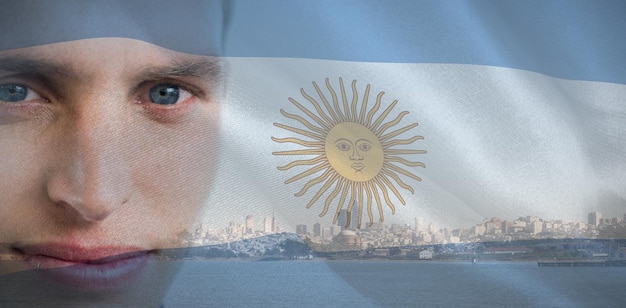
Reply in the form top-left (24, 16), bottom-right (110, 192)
top-left (26, 251), bottom-right (150, 291)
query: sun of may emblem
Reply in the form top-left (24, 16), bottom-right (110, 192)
top-left (272, 78), bottom-right (426, 228)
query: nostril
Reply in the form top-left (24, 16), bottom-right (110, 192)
top-left (47, 174), bottom-right (126, 223)
top-left (57, 199), bottom-right (116, 222)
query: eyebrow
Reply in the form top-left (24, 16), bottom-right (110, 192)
top-left (0, 57), bottom-right (71, 78)
top-left (0, 56), bottom-right (222, 82)
top-left (136, 58), bottom-right (222, 82)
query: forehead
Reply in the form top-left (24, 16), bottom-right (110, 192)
top-left (0, 0), bottom-right (226, 56)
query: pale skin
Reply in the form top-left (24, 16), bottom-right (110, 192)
top-left (0, 38), bottom-right (220, 276)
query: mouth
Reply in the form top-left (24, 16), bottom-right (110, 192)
top-left (351, 162), bottom-right (364, 172)
top-left (14, 244), bottom-right (152, 291)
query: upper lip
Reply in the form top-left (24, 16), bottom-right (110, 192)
top-left (15, 244), bottom-right (149, 263)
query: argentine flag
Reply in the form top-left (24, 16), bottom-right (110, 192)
top-left (209, 0), bottom-right (626, 235)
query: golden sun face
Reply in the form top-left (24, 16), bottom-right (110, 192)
top-left (325, 122), bottom-right (384, 182)
top-left (272, 78), bottom-right (426, 228)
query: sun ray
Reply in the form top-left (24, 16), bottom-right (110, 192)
top-left (380, 123), bottom-right (419, 142)
top-left (332, 180), bottom-right (351, 224)
top-left (272, 149), bottom-right (325, 156)
top-left (300, 88), bottom-right (335, 128)
top-left (307, 173), bottom-right (340, 209)
top-left (271, 137), bottom-right (323, 148)
top-left (385, 149), bottom-right (427, 155)
top-left (273, 123), bottom-right (325, 141)
top-left (385, 156), bottom-right (426, 168)
top-left (344, 181), bottom-right (357, 228)
top-left (339, 77), bottom-right (351, 122)
top-left (295, 168), bottom-right (333, 197)
top-left (312, 80), bottom-right (340, 124)
top-left (371, 100), bottom-right (398, 133)
top-left (279, 109), bottom-right (326, 135)
top-left (374, 177), bottom-right (396, 214)
top-left (350, 80), bottom-right (358, 123)
top-left (326, 78), bottom-right (346, 122)
top-left (285, 162), bottom-right (329, 184)
top-left (382, 169), bottom-right (414, 194)
top-left (382, 135), bottom-right (424, 148)
top-left (370, 181), bottom-right (384, 222)
top-left (319, 176), bottom-right (343, 215)
top-left (365, 91), bottom-right (384, 127)
top-left (379, 174), bottom-right (406, 205)
top-left (358, 84), bottom-right (370, 124)
top-left (288, 98), bottom-right (331, 131)
top-left (277, 156), bottom-right (325, 171)
top-left (375, 111), bottom-right (409, 136)
top-left (385, 162), bottom-right (423, 182)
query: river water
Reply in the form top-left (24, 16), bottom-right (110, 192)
top-left (2, 260), bottom-right (624, 307)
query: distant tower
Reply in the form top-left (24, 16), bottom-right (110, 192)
top-left (264, 217), bottom-right (272, 233)
top-left (322, 227), bottom-right (331, 238)
top-left (271, 209), bottom-right (278, 232)
top-left (313, 222), bottom-right (321, 237)
top-left (415, 217), bottom-right (424, 234)
top-left (337, 209), bottom-right (347, 229)
top-left (428, 222), bottom-right (436, 233)
top-left (246, 215), bottom-right (255, 234)
top-left (588, 212), bottom-right (601, 226)
top-left (337, 204), bottom-right (360, 229)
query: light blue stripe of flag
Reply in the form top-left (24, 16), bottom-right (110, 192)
top-left (225, 0), bottom-right (626, 84)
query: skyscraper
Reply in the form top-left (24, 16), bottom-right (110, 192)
top-left (588, 212), bottom-right (601, 226)
top-left (415, 217), bottom-right (424, 234)
top-left (271, 210), bottom-right (278, 232)
top-left (246, 215), bottom-right (255, 234)
top-left (264, 217), bottom-right (272, 234)
top-left (337, 204), bottom-right (360, 229)
top-left (313, 222), bottom-right (321, 237)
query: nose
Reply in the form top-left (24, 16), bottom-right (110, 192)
top-left (46, 103), bottom-right (132, 222)
top-left (350, 148), bottom-right (363, 161)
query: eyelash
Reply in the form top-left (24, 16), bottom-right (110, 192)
top-left (0, 78), bottom-right (203, 120)
top-left (137, 81), bottom-right (197, 103)
top-left (0, 79), bottom-right (53, 118)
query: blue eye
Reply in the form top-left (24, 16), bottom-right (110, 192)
top-left (149, 84), bottom-right (180, 105)
top-left (0, 84), bottom-right (29, 102)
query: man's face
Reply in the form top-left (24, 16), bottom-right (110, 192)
top-left (0, 38), bottom-right (219, 288)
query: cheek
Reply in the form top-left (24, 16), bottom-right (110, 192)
top-left (131, 106), bottom-right (219, 223)
top-left (0, 123), bottom-right (50, 240)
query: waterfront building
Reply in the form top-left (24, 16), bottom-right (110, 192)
top-left (334, 230), bottom-right (362, 249)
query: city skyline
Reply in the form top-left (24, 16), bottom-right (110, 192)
top-left (188, 208), bottom-right (626, 251)
top-left (200, 206), bottom-right (626, 235)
